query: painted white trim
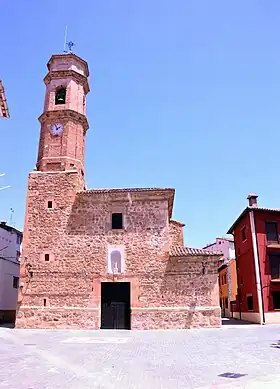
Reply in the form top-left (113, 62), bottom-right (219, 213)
top-left (249, 211), bottom-right (264, 325)
top-left (264, 312), bottom-right (280, 324)
top-left (232, 311), bottom-right (261, 323)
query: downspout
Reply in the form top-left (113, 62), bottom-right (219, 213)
top-left (249, 210), bottom-right (265, 325)
top-left (236, 254), bottom-right (242, 320)
top-left (253, 211), bottom-right (265, 325)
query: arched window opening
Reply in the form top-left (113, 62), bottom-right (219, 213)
top-left (55, 87), bottom-right (66, 105)
top-left (110, 250), bottom-right (122, 274)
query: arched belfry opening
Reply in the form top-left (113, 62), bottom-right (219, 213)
top-left (55, 87), bottom-right (66, 105)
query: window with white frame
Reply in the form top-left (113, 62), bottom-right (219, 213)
top-left (108, 249), bottom-right (123, 274)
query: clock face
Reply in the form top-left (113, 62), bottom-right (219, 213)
top-left (49, 123), bottom-right (64, 136)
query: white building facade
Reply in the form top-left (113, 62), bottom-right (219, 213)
top-left (0, 221), bottom-right (22, 323)
top-left (203, 237), bottom-right (236, 317)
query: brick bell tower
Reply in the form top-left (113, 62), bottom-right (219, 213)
top-left (16, 52), bottom-right (90, 327)
top-left (37, 53), bottom-right (89, 176)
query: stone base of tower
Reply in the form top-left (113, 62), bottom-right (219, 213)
top-left (132, 308), bottom-right (221, 329)
top-left (15, 307), bottom-right (98, 329)
top-left (15, 307), bottom-right (221, 330)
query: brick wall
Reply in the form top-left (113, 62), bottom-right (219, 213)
top-left (37, 119), bottom-right (85, 173)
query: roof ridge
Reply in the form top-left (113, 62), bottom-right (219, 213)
top-left (170, 246), bottom-right (223, 257)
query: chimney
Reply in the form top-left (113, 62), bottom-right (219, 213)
top-left (247, 194), bottom-right (258, 208)
top-left (0, 220), bottom-right (7, 225)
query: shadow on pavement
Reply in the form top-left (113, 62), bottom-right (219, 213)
top-left (271, 340), bottom-right (280, 349)
top-left (0, 323), bottom-right (15, 329)
top-left (222, 318), bottom-right (256, 326)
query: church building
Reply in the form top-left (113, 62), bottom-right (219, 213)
top-left (16, 52), bottom-right (222, 329)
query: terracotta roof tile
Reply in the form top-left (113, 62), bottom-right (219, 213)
top-left (170, 246), bottom-right (222, 257)
top-left (170, 219), bottom-right (185, 227)
top-left (83, 187), bottom-right (175, 194)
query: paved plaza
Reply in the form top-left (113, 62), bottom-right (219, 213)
top-left (0, 320), bottom-right (280, 388)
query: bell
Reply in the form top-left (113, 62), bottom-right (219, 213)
top-left (57, 95), bottom-right (64, 102)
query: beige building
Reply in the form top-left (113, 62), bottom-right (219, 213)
top-left (16, 52), bottom-right (222, 330)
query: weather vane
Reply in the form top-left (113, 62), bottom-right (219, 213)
top-left (67, 41), bottom-right (75, 53)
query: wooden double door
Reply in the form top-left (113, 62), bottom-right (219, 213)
top-left (101, 282), bottom-right (131, 330)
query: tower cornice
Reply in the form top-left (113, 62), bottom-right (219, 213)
top-left (38, 109), bottom-right (89, 132)
top-left (44, 70), bottom-right (90, 94)
top-left (47, 53), bottom-right (89, 76)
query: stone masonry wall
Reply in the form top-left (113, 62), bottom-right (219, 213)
top-left (17, 172), bottom-right (220, 329)
top-left (169, 220), bottom-right (184, 247)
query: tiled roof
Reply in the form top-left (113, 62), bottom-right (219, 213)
top-left (83, 187), bottom-right (175, 194)
top-left (0, 80), bottom-right (9, 118)
top-left (170, 219), bottom-right (185, 227)
top-left (0, 222), bottom-right (22, 236)
top-left (227, 206), bottom-right (280, 234)
top-left (170, 246), bottom-right (222, 257)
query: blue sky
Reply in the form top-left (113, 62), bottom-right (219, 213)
top-left (1, 0), bottom-right (280, 248)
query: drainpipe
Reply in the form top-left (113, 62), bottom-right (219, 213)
top-left (249, 210), bottom-right (265, 325)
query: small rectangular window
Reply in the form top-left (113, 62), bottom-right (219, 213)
top-left (16, 251), bottom-right (20, 261)
top-left (266, 222), bottom-right (278, 243)
top-left (247, 295), bottom-right (253, 311)
top-left (45, 254), bottom-right (50, 262)
top-left (16, 234), bottom-right (22, 245)
top-left (43, 298), bottom-right (47, 307)
top-left (272, 291), bottom-right (280, 309)
top-left (47, 201), bottom-right (53, 209)
top-left (241, 226), bottom-right (247, 242)
top-left (269, 254), bottom-right (280, 279)
top-left (112, 213), bottom-right (123, 229)
top-left (13, 276), bottom-right (19, 289)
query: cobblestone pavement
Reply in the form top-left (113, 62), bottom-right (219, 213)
top-left (0, 322), bottom-right (280, 388)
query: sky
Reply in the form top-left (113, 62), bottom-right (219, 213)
top-left (1, 0), bottom-right (280, 248)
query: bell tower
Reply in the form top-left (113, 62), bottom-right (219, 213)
top-left (37, 53), bottom-right (89, 176)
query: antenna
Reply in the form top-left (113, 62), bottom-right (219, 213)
top-left (63, 25), bottom-right (68, 53)
top-left (9, 208), bottom-right (14, 226)
top-left (63, 25), bottom-right (75, 54)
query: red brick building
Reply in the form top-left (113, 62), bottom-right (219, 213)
top-left (16, 52), bottom-right (222, 330)
top-left (228, 194), bottom-right (280, 324)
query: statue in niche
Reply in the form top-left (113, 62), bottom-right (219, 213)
top-left (110, 250), bottom-right (122, 273)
